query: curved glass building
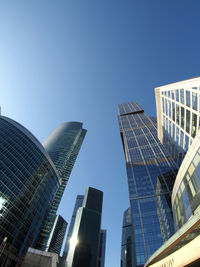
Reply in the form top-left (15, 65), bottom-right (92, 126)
top-left (35, 122), bottom-right (86, 251)
top-left (172, 131), bottom-right (200, 230)
top-left (0, 116), bottom-right (60, 266)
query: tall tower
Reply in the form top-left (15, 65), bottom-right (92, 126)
top-left (34, 122), bottom-right (86, 251)
top-left (67, 187), bottom-right (103, 267)
top-left (118, 102), bottom-right (178, 266)
top-left (62, 195), bottom-right (84, 260)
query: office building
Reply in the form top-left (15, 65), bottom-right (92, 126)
top-left (46, 215), bottom-right (67, 255)
top-left (66, 187), bottom-right (103, 267)
top-left (62, 195), bottom-right (84, 260)
top-left (34, 122), bottom-right (86, 251)
top-left (0, 116), bottom-right (60, 266)
top-left (118, 102), bottom-right (178, 266)
top-left (121, 208), bottom-right (135, 267)
top-left (155, 77), bottom-right (200, 160)
top-left (97, 229), bottom-right (106, 267)
top-left (144, 78), bottom-right (200, 267)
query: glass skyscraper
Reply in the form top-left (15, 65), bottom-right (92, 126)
top-left (118, 102), bottom-right (178, 266)
top-left (34, 122), bottom-right (86, 251)
top-left (0, 116), bottom-right (60, 266)
top-left (62, 195), bottom-right (84, 260)
top-left (67, 187), bottom-right (103, 267)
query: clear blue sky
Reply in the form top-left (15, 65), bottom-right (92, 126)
top-left (1, 1), bottom-right (200, 266)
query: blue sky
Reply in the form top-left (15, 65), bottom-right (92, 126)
top-left (1, 1), bottom-right (200, 266)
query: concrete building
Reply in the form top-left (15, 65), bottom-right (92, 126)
top-left (22, 248), bottom-right (59, 267)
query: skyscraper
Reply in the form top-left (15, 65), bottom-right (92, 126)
top-left (46, 215), bottom-right (67, 255)
top-left (121, 208), bottom-right (135, 267)
top-left (34, 122), bottom-right (86, 251)
top-left (62, 195), bottom-right (84, 260)
top-left (0, 116), bottom-right (60, 266)
top-left (118, 102), bottom-right (178, 266)
top-left (67, 187), bottom-right (103, 267)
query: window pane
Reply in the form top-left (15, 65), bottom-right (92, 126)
top-left (172, 102), bottom-right (175, 121)
top-left (180, 89), bottom-right (184, 104)
top-left (186, 91), bottom-right (190, 107)
top-left (192, 92), bottom-right (197, 111)
top-left (184, 135), bottom-right (189, 151)
top-left (186, 110), bottom-right (190, 134)
top-left (176, 89), bottom-right (179, 102)
top-left (176, 104), bottom-right (180, 125)
top-left (192, 113), bottom-right (197, 138)
top-left (181, 107), bottom-right (185, 129)
top-left (171, 90), bottom-right (175, 100)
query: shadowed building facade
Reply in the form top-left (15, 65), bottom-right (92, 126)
top-left (118, 102), bottom-right (178, 266)
top-left (34, 122), bottom-right (86, 251)
top-left (46, 215), bottom-right (67, 255)
top-left (0, 116), bottom-right (60, 266)
top-left (66, 187), bottom-right (103, 267)
top-left (97, 229), bottom-right (106, 267)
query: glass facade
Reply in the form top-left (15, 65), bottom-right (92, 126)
top-left (62, 195), bottom-right (84, 260)
top-left (0, 116), bottom-right (60, 266)
top-left (118, 102), bottom-right (178, 266)
top-left (160, 85), bottom-right (200, 152)
top-left (47, 215), bottom-right (67, 255)
top-left (67, 187), bottom-right (103, 267)
top-left (121, 208), bottom-right (136, 267)
top-left (172, 146), bottom-right (200, 230)
top-left (34, 122), bottom-right (86, 251)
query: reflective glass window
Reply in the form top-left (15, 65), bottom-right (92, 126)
top-left (180, 89), bottom-right (184, 104)
top-left (184, 135), bottom-right (189, 151)
top-left (171, 90), bottom-right (175, 100)
top-left (181, 107), bottom-right (184, 129)
top-left (176, 89), bottom-right (179, 102)
top-left (172, 102), bottom-right (175, 121)
top-left (192, 113), bottom-right (197, 138)
top-left (168, 100), bottom-right (171, 118)
top-left (186, 110), bottom-right (190, 134)
top-left (186, 91), bottom-right (190, 107)
top-left (176, 104), bottom-right (180, 125)
top-left (192, 92), bottom-right (197, 111)
top-left (168, 91), bottom-right (170, 98)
